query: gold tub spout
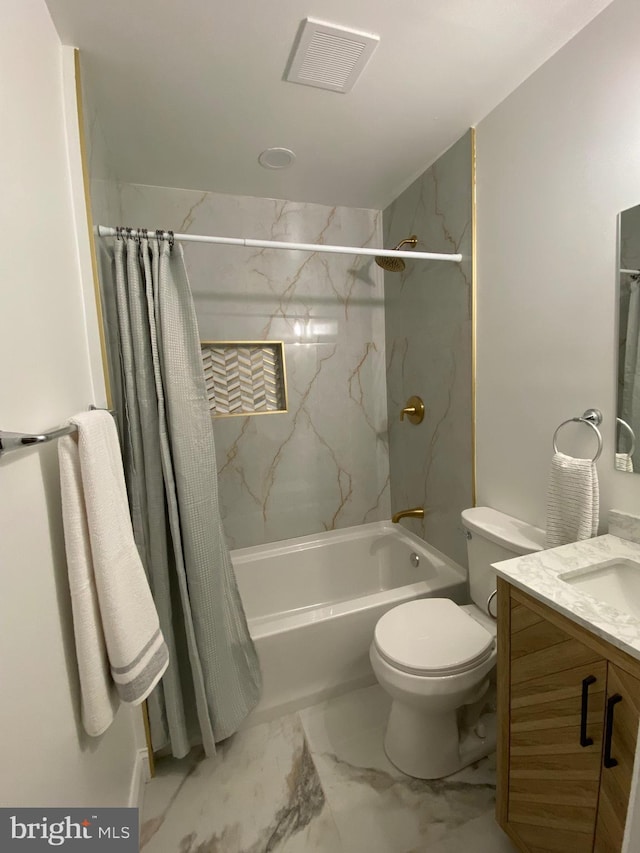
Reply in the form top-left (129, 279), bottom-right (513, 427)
top-left (391, 507), bottom-right (424, 524)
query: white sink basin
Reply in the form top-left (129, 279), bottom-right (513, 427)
top-left (559, 558), bottom-right (640, 620)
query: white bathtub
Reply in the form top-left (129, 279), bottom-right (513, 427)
top-left (231, 520), bottom-right (467, 724)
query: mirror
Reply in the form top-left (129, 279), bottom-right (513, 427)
top-left (616, 203), bottom-right (640, 472)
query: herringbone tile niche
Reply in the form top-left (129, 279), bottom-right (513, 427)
top-left (201, 341), bottom-right (287, 417)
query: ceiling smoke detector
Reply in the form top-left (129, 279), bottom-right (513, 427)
top-left (285, 18), bottom-right (380, 94)
top-left (258, 148), bottom-right (296, 169)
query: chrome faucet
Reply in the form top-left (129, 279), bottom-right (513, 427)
top-left (391, 507), bottom-right (425, 524)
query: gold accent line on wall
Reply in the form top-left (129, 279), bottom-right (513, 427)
top-left (470, 126), bottom-right (477, 508)
top-left (73, 50), bottom-right (155, 779)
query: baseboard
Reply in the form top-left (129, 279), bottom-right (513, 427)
top-left (128, 749), bottom-right (151, 811)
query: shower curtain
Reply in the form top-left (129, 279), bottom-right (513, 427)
top-left (102, 231), bottom-right (261, 758)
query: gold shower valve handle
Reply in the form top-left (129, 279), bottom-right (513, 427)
top-left (400, 396), bottom-right (425, 425)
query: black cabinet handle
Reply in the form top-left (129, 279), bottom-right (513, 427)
top-left (604, 694), bottom-right (623, 768)
top-left (580, 675), bottom-right (597, 747)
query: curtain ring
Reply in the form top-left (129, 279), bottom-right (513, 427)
top-left (115, 226), bottom-right (122, 241)
top-left (168, 230), bottom-right (175, 250)
top-left (135, 227), bottom-right (148, 260)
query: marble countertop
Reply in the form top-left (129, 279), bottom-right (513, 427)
top-left (493, 533), bottom-right (640, 661)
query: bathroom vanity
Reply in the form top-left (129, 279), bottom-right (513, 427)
top-left (494, 520), bottom-right (640, 853)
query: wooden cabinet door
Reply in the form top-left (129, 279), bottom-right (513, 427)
top-left (594, 664), bottom-right (640, 853)
top-left (505, 598), bottom-right (607, 853)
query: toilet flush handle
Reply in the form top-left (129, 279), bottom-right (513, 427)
top-left (487, 589), bottom-right (498, 620)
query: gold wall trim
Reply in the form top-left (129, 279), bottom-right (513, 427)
top-left (470, 126), bottom-right (477, 508)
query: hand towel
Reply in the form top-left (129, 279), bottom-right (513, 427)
top-left (615, 452), bottom-right (634, 473)
top-left (59, 410), bottom-right (169, 736)
top-left (545, 451), bottom-right (599, 548)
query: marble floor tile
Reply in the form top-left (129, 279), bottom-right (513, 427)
top-left (300, 685), bottom-right (516, 853)
top-left (309, 750), bottom-right (499, 853)
top-left (410, 809), bottom-right (518, 853)
top-left (140, 684), bottom-right (516, 853)
top-left (140, 713), bottom-right (342, 853)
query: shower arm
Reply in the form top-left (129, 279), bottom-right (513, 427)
top-left (95, 226), bottom-right (462, 263)
top-left (394, 237), bottom-right (418, 251)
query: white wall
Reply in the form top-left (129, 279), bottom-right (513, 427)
top-left (0, 1), bottom-right (137, 806)
top-left (476, 0), bottom-right (640, 529)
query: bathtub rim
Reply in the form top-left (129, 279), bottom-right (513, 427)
top-left (230, 518), bottom-right (467, 577)
top-left (231, 520), bottom-right (468, 641)
top-left (249, 576), bottom-right (467, 640)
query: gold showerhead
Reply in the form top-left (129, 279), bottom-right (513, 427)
top-left (375, 236), bottom-right (418, 272)
top-left (376, 255), bottom-right (406, 272)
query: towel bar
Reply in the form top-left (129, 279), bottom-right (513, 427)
top-left (0, 424), bottom-right (77, 457)
top-left (0, 407), bottom-right (114, 458)
top-left (552, 408), bottom-right (603, 463)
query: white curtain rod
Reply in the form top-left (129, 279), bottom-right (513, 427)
top-left (95, 225), bottom-right (462, 263)
top-left (621, 268), bottom-right (640, 275)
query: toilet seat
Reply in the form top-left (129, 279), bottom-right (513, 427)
top-left (374, 598), bottom-right (495, 677)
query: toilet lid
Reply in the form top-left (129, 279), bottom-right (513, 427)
top-left (374, 598), bottom-right (495, 676)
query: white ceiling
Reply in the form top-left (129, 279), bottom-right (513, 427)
top-left (46, 0), bottom-right (613, 210)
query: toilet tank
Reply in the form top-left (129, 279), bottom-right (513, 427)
top-left (461, 507), bottom-right (545, 614)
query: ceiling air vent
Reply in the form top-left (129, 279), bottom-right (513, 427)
top-left (285, 18), bottom-right (380, 94)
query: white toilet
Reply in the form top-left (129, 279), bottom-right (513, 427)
top-left (370, 507), bottom-right (545, 780)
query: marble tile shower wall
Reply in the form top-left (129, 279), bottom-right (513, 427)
top-left (384, 131), bottom-right (473, 568)
top-left (117, 184), bottom-right (390, 548)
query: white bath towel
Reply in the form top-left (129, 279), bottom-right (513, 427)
top-left (59, 410), bottom-right (169, 736)
top-left (545, 451), bottom-right (599, 548)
